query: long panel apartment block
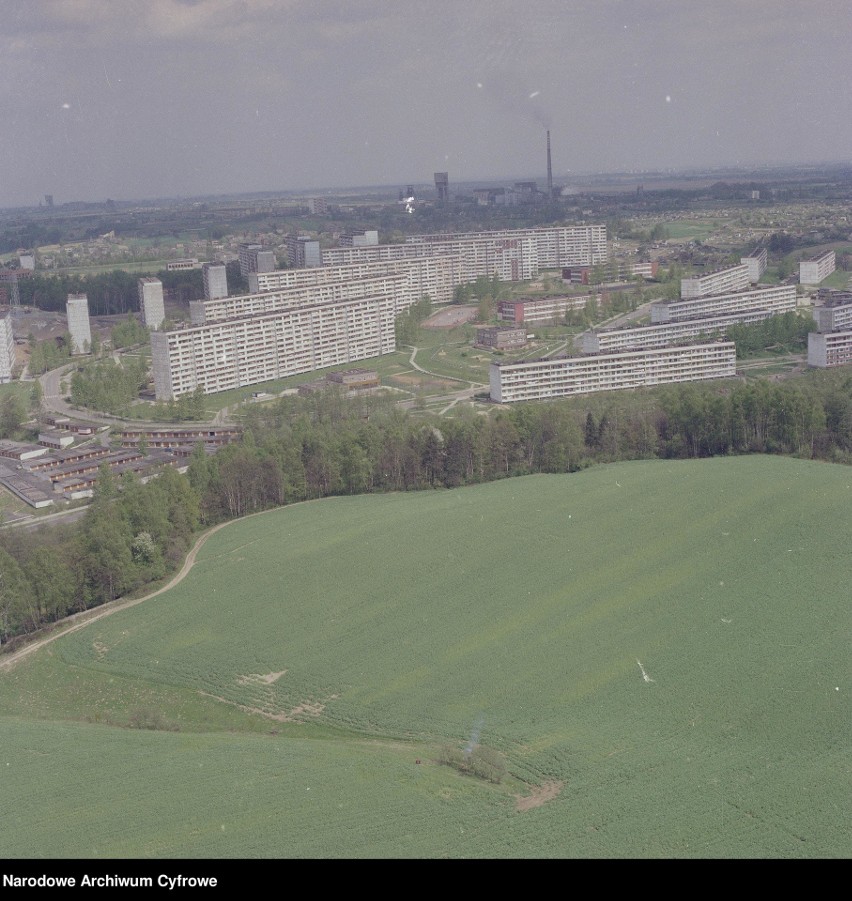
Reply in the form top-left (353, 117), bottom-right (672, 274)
top-left (152, 292), bottom-right (398, 400)
top-left (650, 284), bottom-right (797, 324)
top-left (248, 256), bottom-right (463, 305)
top-left (405, 225), bottom-right (608, 269)
top-left (490, 342), bottom-right (736, 403)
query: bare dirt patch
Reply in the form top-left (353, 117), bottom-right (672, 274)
top-left (514, 780), bottom-right (565, 812)
top-left (200, 691), bottom-right (338, 723)
top-left (390, 373), bottom-right (458, 391)
top-left (237, 670), bottom-right (287, 686)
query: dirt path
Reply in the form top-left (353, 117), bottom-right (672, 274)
top-left (0, 518), bottom-right (237, 672)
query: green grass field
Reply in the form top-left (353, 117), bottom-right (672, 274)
top-left (1, 456), bottom-right (849, 858)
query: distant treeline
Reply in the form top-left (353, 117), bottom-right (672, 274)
top-left (2, 369), bottom-right (850, 645)
top-left (17, 269), bottom-right (203, 315)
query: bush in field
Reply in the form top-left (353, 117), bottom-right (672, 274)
top-left (127, 709), bottom-right (179, 732)
top-left (438, 744), bottom-right (506, 784)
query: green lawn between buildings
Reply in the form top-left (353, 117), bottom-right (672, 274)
top-left (1, 455), bottom-right (849, 858)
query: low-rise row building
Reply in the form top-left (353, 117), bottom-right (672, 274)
top-left (120, 426), bottom-right (242, 449)
top-left (490, 342), bottom-right (737, 403)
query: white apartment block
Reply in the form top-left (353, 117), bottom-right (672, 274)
top-left (339, 230), bottom-right (379, 247)
top-left (741, 247), bottom-right (768, 282)
top-left (189, 275), bottom-right (410, 326)
top-left (808, 329), bottom-right (852, 368)
top-left (249, 256), bottom-right (464, 305)
top-left (0, 312), bottom-right (14, 383)
top-left (651, 283), bottom-right (797, 324)
top-left (490, 342), bottom-right (736, 403)
top-left (202, 263), bottom-right (228, 301)
top-left (151, 293), bottom-right (398, 400)
top-left (322, 234), bottom-right (539, 283)
top-left (285, 236), bottom-right (322, 268)
top-left (583, 308), bottom-right (793, 354)
top-left (238, 243), bottom-right (275, 277)
top-left (138, 277), bottom-right (165, 330)
top-left (66, 294), bottom-right (92, 355)
top-left (680, 264), bottom-right (751, 299)
top-left (497, 295), bottom-right (593, 325)
top-left (814, 297), bottom-right (852, 332)
top-left (405, 225), bottom-right (608, 269)
top-left (799, 250), bottom-right (836, 285)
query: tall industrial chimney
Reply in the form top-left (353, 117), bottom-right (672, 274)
top-left (546, 130), bottom-right (553, 197)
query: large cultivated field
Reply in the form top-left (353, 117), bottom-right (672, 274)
top-left (1, 456), bottom-right (849, 858)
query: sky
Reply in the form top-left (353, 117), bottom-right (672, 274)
top-left (1, 0), bottom-right (851, 207)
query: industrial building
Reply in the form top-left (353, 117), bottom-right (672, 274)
top-left (680, 264), bottom-right (751, 299)
top-left (741, 247), bottom-right (768, 282)
top-left (650, 283), bottom-right (797, 324)
top-left (248, 256), bottom-right (463, 306)
top-left (807, 329), bottom-right (852, 368)
top-left (138, 277), bottom-right (165, 330)
top-left (799, 250), bottom-right (836, 286)
top-left (0, 311), bottom-right (14, 383)
top-left (151, 285), bottom-right (402, 400)
top-left (405, 225), bottom-right (608, 270)
top-left (490, 342), bottom-right (736, 403)
top-left (498, 294), bottom-right (593, 325)
top-left (66, 294), bottom-right (92, 355)
top-left (583, 307), bottom-right (792, 353)
top-left (202, 262), bottom-right (228, 301)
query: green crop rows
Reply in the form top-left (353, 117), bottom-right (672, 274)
top-left (1, 456), bottom-right (849, 857)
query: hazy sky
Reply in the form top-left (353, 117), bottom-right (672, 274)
top-left (2, 0), bottom-right (851, 207)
